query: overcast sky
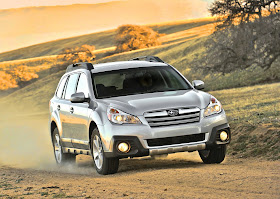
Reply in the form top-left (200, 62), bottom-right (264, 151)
top-left (0, 0), bottom-right (215, 10)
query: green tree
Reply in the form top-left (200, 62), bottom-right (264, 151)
top-left (210, 0), bottom-right (279, 29)
top-left (196, 1), bottom-right (280, 74)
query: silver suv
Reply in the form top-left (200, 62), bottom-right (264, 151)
top-left (49, 56), bottom-right (231, 175)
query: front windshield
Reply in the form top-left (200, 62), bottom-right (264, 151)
top-left (92, 66), bottom-right (191, 99)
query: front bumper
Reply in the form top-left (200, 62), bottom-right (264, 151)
top-left (104, 123), bottom-right (230, 159)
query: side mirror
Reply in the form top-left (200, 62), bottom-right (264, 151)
top-left (70, 92), bottom-right (87, 103)
top-left (192, 80), bottom-right (205, 90)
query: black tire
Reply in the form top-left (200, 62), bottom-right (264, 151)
top-left (198, 145), bottom-right (227, 164)
top-left (52, 127), bottom-right (76, 165)
top-left (91, 128), bottom-right (119, 175)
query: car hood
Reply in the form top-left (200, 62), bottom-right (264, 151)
top-left (99, 90), bottom-right (211, 116)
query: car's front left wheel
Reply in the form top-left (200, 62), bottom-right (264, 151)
top-left (52, 127), bottom-right (76, 165)
top-left (198, 145), bottom-right (226, 164)
top-left (91, 128), bottom-right (119, 175)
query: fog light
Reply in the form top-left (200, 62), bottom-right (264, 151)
top-left (117, 142), bottom-right (130, 153)
top-left (220, 131), bottom-right (228, 141)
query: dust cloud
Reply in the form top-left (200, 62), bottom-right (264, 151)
top-left (0, 112), bottom-right (54, 168)
top-left (0, 109), bottom-right (99, 175)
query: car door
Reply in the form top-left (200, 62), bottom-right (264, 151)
top-left (61, 73), bottom-right (80, 144)
top-left (52, 75), bottom-right (74, 148)
top-left (53, 75), bottom-right (68, 126)
top-left (70, 72), bottom-right (90, 150)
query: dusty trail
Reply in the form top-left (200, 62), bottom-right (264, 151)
top-left (0, 156), bottom-right (279, 199)
top-left (0, 115), bottom-right (279, 198)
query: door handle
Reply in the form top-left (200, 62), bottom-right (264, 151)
top-left (70, 107), bottom-right (74, 114)
top-left (57, 105), bottom-right (60, 111)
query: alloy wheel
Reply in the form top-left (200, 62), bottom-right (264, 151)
top-left (54, 134), bottom-right (62, 163)
top-left (92, 135), bottom-right (104, 170)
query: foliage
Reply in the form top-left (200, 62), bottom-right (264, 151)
top-left (10, 65), bottom-right (39, 83)
top-left (115, 25), bottom-right (162, 53)
top-left (58, 44), bottom-right (96, 64)
top-left (0, 66), bottom-right (39, 90)
top-left (0, 71), bottom-right (17, 90)
top-left (210, 0), bottom-right (279, 29)
top-left (198, 12), bottom-right (280, 73)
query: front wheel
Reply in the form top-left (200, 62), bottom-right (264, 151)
top-left (91, 128), bottom-right (119, 175)
top-left (198, 145), bottom-right (226, 164)
top-left (52, 127), bottom-right (76, 165)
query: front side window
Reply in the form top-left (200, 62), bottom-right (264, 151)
top-left (76, 73), bottom-right (89, 98)
top-left (92, 66), bottom-right (191, 99)
top-left (64, 73), bottom-right (79, 100)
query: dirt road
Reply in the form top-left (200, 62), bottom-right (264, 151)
top-left (0, 115), bottom-right (279, 198)
top-left (0, 155), bottom-right (279, 199)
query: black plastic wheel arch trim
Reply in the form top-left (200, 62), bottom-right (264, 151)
top-left (104, 136), bottom-right (149, 158)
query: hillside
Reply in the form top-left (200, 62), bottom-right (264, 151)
top-left (1, 33), bottom-right (279, 113)
top-left (96, 35), bottom-right (280, 91)
top-left (0, 18), bottom-right (215, 62)
top-left (0, 20), bottom-right (278, 96)
top-left (0, 0), bottom-right (209, 53)
top-left (0, 17), bottom-right (218, 97)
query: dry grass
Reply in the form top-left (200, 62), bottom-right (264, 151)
top-left (0, 18), bottom-right (216, 62)
top-left (0, 55), bottom-right (58, 69)
top-left (212, 83), bottom-right (280, 160)
top-left (0, 55), bottom-right (64, 94)
top-left (0, 55), bottom-right (60, 81)
top-left (0, 18), bottom-right (217, 94)
top-left (160, 23), bottom-right (215, 44)
top-left (211, 83), bottom-right (280, 126)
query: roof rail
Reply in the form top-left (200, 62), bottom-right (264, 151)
top-left (129, 56), bottom-right (165, 63)
top-left (66, 62), bottom-right (94, 73)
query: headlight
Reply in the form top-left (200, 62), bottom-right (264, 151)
top-left (107, 107), bottom-right (141, 124)
top-left (204, 96), bottom-right (222, 117)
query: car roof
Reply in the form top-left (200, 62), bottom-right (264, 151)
top-left (91, 61), bottom-right (168, 73)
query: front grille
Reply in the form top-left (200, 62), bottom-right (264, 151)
top-left (147, 133), bottom-right (205, 147)
top-left (144, 107), bottom-right (200, 128)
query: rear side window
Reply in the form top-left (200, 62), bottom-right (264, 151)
top-left (64, 73), bottom-right (79, 100)
top-left (56, 76), bottom-right (68, 98)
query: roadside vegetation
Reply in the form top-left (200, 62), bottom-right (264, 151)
top-left (58, 44), bottom-right (96, 64)
top-left (211, 83), bottom-right (280, 160)
top-left (0, 66), bottom-right (38, 90)
top-left (200, 0), bottom-right (280, 73)
top-left (115, 25), bottom-right (162, 53)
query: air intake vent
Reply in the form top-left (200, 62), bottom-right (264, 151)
top-left (147, 133), bottom-right (205, 147)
